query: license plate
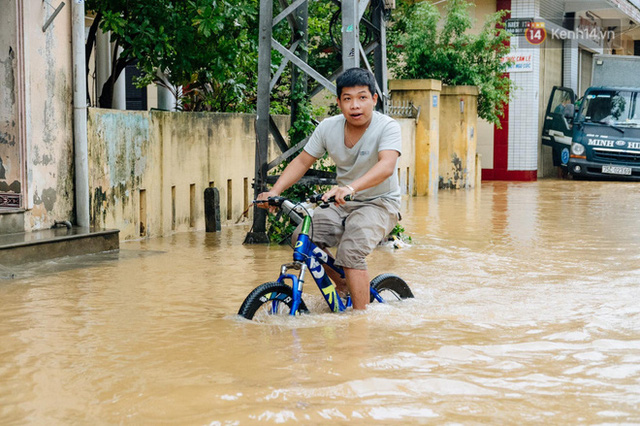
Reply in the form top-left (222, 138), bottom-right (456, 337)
top-left (602, 165), bottom-right (632, 175)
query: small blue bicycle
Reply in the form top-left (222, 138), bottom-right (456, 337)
top-left (238, 194), bottom-right (414, 321)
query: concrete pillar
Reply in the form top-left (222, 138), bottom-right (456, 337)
top-left (96, 30), bottom-right (126, 110)
top-left (95, 30), bottom-right (111, 96)
top-left (157, 85), bottom-right (177, 111)
top-left (111, 46), bottom-right (126, 110)
top-left (389, 79), bottom-right (441, 196)
top-left (439, 86), bottom-right (479, 189)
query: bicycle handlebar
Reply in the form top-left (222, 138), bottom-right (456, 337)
top-left (253, 194), bottom-right (353, 225)
top-left (253, 194), bottom-right (352, 208)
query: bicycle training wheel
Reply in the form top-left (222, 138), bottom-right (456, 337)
top-left (369, 273), bottom-right (414, 303)
top-left (238, 282), bottom-right (308, 321)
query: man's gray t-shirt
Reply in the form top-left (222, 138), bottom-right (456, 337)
top-left (304, 111), bottom-right (402, 206)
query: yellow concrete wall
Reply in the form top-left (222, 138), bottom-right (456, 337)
top-left (439, 86), bottom-right (479, 189)
top-left (389, 79), bottom-right (442, 196)
top-left (87, 109), bottom-right (417, 240)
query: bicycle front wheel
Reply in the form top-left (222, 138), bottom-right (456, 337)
top-left (370, 274), bottom-right (414, 303)
top-left (238, 282), bottom-right (308, 321)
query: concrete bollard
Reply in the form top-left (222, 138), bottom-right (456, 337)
top-left (204, 187), bottom-right (221, 232)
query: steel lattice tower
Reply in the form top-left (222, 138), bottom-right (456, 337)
top-left (245, 0), bottom-right (393, 243)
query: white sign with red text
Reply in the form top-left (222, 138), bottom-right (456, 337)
top-left (502, 53), bottom-right (533, 73)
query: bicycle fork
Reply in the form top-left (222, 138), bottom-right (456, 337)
top-left (277, 259), bottom-right (348, 315)
top-left (276, 262), bottom-right (306, 315)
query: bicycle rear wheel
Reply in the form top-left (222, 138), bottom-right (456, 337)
top-left (238, 282), bottom-right (308, 321)
top-left (369, 274), bottom-right (414, 303)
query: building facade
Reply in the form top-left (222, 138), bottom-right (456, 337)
top-left (471, 0), bottom-right (640, 180)
top-left (1, 0), bottom-right (76, 232)
top-left (0, 1), bottom-right (172, 234)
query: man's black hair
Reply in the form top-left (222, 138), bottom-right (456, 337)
top-left (336, 68), bottom-right (377, 98)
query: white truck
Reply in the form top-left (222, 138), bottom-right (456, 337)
top-left (542, 54), bottom-right (640, 180)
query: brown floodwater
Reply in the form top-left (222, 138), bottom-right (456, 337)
top-left (1, 180), bottom-right (640, 424)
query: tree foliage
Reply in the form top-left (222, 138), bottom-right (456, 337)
top-left (85, 0), bottom-right (344, 115)
top-left (388, 0), bottom-right (513, 125)
top-left (85, 0), bottom-right (257, 111)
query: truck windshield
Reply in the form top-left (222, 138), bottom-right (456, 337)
top-left (580, 90), bottom-right (640, 127)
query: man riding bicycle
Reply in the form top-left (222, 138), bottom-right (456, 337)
top-left (257, 67), bottom-right (402, 310)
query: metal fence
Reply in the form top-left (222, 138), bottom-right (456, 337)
top-left (385, 99), bottom-right (420, 121)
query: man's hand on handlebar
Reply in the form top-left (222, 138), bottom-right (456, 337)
top-left (322, 186), bottom-right (354, 206)
top-left (256, 190), bottom-right (280, 213)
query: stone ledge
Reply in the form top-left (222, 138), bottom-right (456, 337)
top-left (389, 79), bottom-right (442, 92)
top-left (0, 227), bottom-right (120, 266)
top-left (0, 210), bottom-right (25, 234)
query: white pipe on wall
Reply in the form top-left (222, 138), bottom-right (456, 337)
top-left (71, 0), bottom-right (90, 227)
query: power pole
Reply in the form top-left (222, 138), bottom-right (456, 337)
top-left (244, 0), bottom-right (391, 244)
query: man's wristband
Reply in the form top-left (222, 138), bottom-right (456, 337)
top-left (345, 185), bottom-right (356, 197)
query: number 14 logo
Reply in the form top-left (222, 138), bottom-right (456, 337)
top-left (526, 22), bottom-right (547, 45)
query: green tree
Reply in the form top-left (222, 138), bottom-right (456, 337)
top-left (389, 0), bottom-right (513, 125)
top-left (85, 0), bottom-right (257, 110)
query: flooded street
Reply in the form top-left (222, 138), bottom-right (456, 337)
top-left (1, 180), bottom-right (640, 424)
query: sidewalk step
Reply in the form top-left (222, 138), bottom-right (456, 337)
top-left (0, 227), bottom-right (119, 267)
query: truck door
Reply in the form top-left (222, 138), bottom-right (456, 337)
top-left (542, 86), bottom-right (576, 166)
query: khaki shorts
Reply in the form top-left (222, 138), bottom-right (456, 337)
top-left (294, 198), bottom-right (400, 270)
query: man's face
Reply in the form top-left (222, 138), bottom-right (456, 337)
top-left (336, 86), bottom-right (378, 128)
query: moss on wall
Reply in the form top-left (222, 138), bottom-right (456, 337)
top-left (88, 109), bottom-right (282, 240)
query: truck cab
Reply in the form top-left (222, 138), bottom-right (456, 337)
top-left (542, 86), bottom-right (640, 180)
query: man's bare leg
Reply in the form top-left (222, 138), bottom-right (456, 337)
top-left (319, 248), bottom-right (348, 295)
top-left (324, 266), bottom-right (348, 295)
top-left (344, 267), bottom-right (370, 310)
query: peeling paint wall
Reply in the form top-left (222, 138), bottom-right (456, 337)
top-left (0, 0), bottom-right (21, 208)
top-left (1, 1), bottom-right (75, 232)
top-left (88, 110), bottom-right (150, 238)
top-left (87, 110), bottom-right (286, 240)
top-left (22, 1), bottom-right (75, 229)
